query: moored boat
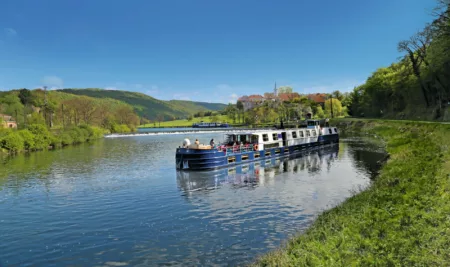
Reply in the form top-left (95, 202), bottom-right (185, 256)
top-left (176, 119), bottom-right (339, 171)
top-left (192, 122), bottom-right (230, 128)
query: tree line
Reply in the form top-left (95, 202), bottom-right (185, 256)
top-left (0, 88), bottom-right (141, 154)
top-left (348, 0), bottom-right (450, 120)
top-left (223, 91), bottom-right (350, 125)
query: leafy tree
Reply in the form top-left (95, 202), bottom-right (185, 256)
top-left (18, 89), bottom-right (33, 105)
top-left (236, 101), bottom-right (244, 123)
top-left (325, 98), bottom-right (343, 117)
top-left (278, 86), bottom-right (293, 94)
top-left (316, 105), bottom-right (325, 119)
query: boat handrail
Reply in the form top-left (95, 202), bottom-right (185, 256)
top-left (217, 144), bottom-right (256, 155)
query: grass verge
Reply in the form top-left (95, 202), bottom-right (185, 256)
top-left (252, 119), bottom-right (450, 266)
top-left (139, 115), bottom-right (233, 128)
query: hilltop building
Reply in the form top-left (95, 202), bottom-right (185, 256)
top-left (1, 114), bottom-right (17, 128)
top-left (306, 93), bottom-right (327, 107)
top-left (237, 83), bottom-right (326, 111)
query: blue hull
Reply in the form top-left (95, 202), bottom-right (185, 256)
top-left (176, 133), bottom-right (339, 171)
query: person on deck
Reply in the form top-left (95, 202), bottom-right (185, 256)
top-left (210, 139), bottom-right (215, 147)
top-left (195, 139), bottom-right (200, 145)
top-left (325, 118), bottom-right (330, 127)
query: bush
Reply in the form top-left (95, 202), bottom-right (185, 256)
top-left (17, 129), bottom-right (35, 150)
top-left (49, 134), bottom-right (62, 148)
top-left (59, 132), bottom-right (74, 146)
top-left (110, 123), bottom-right (131, 133)
top-left (1, 132), bottom-right (24, 153)
top-left (90, 126), bottom-right (106, 139)
top-left (27, 124), bottom-right (52, 150)
top-left (78, 124), bottom-right (94, 138)
top-left (117, 124), bottom-right (131, 133)
top-left (0, 128), bottom-right (13, 138)
top-left (67, 127), bottom-right (87, 144)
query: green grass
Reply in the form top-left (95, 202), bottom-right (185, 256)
top-left (252, 119), bottom-right (450, 266)
top-left (139, 115), bottom-right (234, 127)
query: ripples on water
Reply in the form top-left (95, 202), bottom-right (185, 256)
top-left (0, 132), bottom-right (385, 266)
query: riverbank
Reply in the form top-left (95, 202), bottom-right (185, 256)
top-left (253, 119), bottom-right (450, 266)
top-left (0, 124), bottom-right (107, 154)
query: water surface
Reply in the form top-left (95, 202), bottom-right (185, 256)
top-left (0, 131), bottom-right (385, 266)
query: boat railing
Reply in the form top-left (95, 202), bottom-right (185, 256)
top-left (217, 144), bottom-right (256, 155)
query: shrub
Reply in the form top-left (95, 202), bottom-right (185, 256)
top-left (78, 124), bottom-right (94, 138)
top-left (0, 128), bottom-right (13, 138)
top-left (17, 129), bottom-right (35, 150)
top-left (59, 132), bottom-right (74, 146)
top-left (27, 124), bottom-right (52, 150)
top-left (90, 126), bottom-right (106, 139)
top-left (117, 124), bottom-right (131, 133)
top-left (49, 134), bottom-right (62, 148)
top-left (1, 132), bottom-right (24, 153)
top-left (67, 127), bottom-right (89, 144)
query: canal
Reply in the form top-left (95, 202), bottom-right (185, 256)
top-left (0, 131), bottom-right (385, 266)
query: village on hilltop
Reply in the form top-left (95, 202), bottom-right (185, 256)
top-left (237, 85), bottom-right (328, 111)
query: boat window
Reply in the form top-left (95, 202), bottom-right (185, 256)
top-left (262, 134), bottom-right (269, 142)
top-left (306, 130), bottom-right (310, 137)
top-left (272, 133), bottom-right (278, 140)
top-left (299, 131), bottom-right (304, 138)
top-left (329, 129), bottom-right (332, 134)
top-left (334, 128), bottom-right (338, 133)
top-left (292, 131), bottom-right (297, 138)
top-left (312, 130), bottom-right (316, 136)
top-left (252, 135), bottom-right (259, 143)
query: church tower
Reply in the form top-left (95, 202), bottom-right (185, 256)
top-left (274, 82), bottom-right (278, 96)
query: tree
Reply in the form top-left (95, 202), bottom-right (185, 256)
top-left (398, 27), bottom-right (433, 107)
top-left (18, 89), bottom-right (32, 106)
top-left (156, 114), bottom-right (164, 127)
top-left (316, 105), bottom-right (325, 119)
top-left (115, 106), bottom-right (139, 127)
top-left (236, 101), bottom-right (244, 123)
top-left (225, 104), bottom-right (237, 123)
top-left (325, 98), bottom-right (343, 118)
top-left (331, 90), bottom-right (344, 102)
top-left (277, 86), bottom-right (293, 94)
top-left (210, 115), bottom-right (219, 122)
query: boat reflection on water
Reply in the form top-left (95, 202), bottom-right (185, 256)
top-left (176, 144), bottom-right (339, 193)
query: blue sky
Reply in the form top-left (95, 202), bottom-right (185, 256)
top-left (0, 0), bottom-right (437, 103)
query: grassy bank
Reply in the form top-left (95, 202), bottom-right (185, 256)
top-left (253, 119), bottom-right (450, 266)
top-left (0, 125), bottom-right (108, 154)
top-left (139, 114), bottom-right (232, 128)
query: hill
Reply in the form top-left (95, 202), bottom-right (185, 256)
top-left (58, 89), bottom-right (227, 120)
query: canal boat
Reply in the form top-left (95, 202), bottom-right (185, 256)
top-left (176, 119), bottom-right (339, 171)
top-left (192, 122), bottom-right (230, 128)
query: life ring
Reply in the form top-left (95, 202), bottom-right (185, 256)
top-left (254, 144), bottom-right (258, 151)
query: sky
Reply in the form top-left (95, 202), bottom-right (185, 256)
top-left (0, 0), bottom-right (437, 103)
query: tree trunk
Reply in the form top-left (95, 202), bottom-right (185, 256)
top-left (408, 51), bottom-right (430, 107)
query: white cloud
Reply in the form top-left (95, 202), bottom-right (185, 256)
top-left (41, 76), bottom-right (64, 89)
top-left (104, 86), bottom-right (118, 90)
top-left (4, 28), bottom-right (17, 36)
top-left (298, 79), bottom-right (365, 94)
top-left (229, 93), bottom-right (239, 104)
